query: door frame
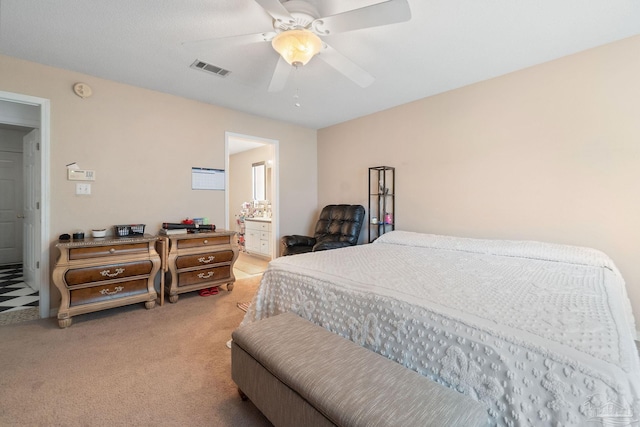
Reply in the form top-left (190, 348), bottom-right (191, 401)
top-left (225, 132), bottom-right (279, 260)
top-left (0, 91), bottom-right (51, 319)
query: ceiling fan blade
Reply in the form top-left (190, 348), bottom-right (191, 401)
top-left (268, 56), bottom-right (292, 92)
top-left (254, 0), bottom-right (295, 25)
top-left (312, 0), bottom-right (411, 35)
top-left (182, 32), bottom-right (275, 52)
top-left (317, 44), bottom-right (375, 88)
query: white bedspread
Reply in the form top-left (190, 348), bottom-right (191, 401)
top-left (242, 231), bottom-right (640, 426)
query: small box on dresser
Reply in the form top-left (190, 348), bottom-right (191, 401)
top-left (52, 235), bottom-right (161, 328)
top-left (164, 230), bottom-right (238, 303)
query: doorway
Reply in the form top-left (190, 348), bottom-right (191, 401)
top-left (0, 136), bottom-right (24, 265)
top-left (225, 132), bottom-right (278, 263)
top-left (0, 91), bottom-right (51, 319)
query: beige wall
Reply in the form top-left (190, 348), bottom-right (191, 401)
top-left (0, 54), bottom-right (317, 310)
top-left (318, 35), bottom-right (640, 331)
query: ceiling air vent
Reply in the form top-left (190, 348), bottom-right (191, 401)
top-left (190, 60), bottom-right (230, 77)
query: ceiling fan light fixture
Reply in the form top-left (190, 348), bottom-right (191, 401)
top-left (271, 29), bottom-right (322, 67)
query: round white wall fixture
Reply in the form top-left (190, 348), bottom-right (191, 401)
top-left (73, 82), bottom-right (92, 98)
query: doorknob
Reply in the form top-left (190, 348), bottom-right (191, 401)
top-left (17, 215), bottom-right (25, 218)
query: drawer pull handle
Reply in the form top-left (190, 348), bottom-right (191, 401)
top-left (197, 271), bottom-right (214, 279)
top-left (100, 268), bottom-right (125, 278)
top-left (109, 248), bottom-right (116, 254)
top-left (198, 256), bottom-right (215, 264)
top-left (99, 286), bottom-right (124, 296)
top-left (203, 240), bottom-right (208, 244)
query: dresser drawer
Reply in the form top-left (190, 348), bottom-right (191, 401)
top-left (69, 278), bottom-right (149, 307)
top-left (175, 250), bottom-right (234, 269)
top-left (246, 230), bottom-right (260, 239)
top-left (178, 265), bottom-right (231, 287)
top-left (69, 242), bottom-right (149, 260)
top-left (177, 235), bottom-right (230, 249)
top-left (246, 220), bottom-right (270, 231)
top-left (64, 261), bottom-right (153, 286)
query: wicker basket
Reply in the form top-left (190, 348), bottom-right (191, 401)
top-left (114, 224), bottom-right (145, 237)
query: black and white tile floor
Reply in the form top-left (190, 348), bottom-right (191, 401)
top-left (0, 264), bottom-right (39, 313)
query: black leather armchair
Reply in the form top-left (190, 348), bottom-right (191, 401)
top-left (281, 204), bottom-right (365, 256)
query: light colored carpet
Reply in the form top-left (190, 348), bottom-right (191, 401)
top-left (0, 306), bottom-right (39, 326)
top-left (0, 275), bottom-right (272, 427)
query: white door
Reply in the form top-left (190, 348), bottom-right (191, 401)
top-left (0, 150), bottom-right (23, 265)
top-left (22, 129), bottom-right (40, 290)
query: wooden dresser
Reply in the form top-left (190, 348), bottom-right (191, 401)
top-left (52, 235), bottom-right (161, 328)
top-left (164, 230), bottom-right (238, 303)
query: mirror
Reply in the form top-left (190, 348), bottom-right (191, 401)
top-left (252, 161), bottom-right (266, 201)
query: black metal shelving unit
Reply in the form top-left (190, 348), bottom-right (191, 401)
top-left (368, 166), bottom-right (395, 243)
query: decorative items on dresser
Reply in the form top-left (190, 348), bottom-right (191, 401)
top-left (52, 235), bottom-right (161, 328)
top-left (368, 166), bottom-right (395, 243)
top-left (244, 218), bottom-right (271, 258)
top-left (164, 230), bottom-right (238, 303)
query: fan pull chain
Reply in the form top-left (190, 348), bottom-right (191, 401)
top-left (293, 64), bottom-right (302, 107)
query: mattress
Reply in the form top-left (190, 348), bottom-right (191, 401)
top-left (241, 231), bottom-right (640, 426)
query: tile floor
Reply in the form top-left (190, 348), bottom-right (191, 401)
top-left (234, 252), bottom-right (269, 279)
top-left (0, 264), bottom-right (39, 313)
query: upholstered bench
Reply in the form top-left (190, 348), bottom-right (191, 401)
top-left (231, 312), bottom-right (488, 427)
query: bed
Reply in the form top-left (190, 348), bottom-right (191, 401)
top-left (241, 230), bottom-right (640, 426)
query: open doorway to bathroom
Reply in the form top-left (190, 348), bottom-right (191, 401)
top-left (225, 132), bottom-right (278, 278)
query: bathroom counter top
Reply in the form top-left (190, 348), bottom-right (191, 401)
top-left (244, 217), bottom-right (271, 223)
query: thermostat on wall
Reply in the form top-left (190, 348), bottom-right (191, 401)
top-left (68, 169), bottom-right (95, 181)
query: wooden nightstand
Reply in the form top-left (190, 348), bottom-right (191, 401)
top-left (52, 235), bottom-right (161, 328)
top-left (164, 230), bottom-right (238, 303)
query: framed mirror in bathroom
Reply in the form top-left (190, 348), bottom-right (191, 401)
top-left (252, 161), bottom-right (266, 201)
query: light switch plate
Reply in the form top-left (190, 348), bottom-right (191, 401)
top-left (76, 183), bottom-right (91, 195)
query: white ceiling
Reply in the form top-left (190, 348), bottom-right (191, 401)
top-left (1, 0), bottom-right (639, 130)
top-left (228, 135), bottom-right (268, 155)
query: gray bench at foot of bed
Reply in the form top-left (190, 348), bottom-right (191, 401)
top-left (231, 312), bottom-right (488, 427)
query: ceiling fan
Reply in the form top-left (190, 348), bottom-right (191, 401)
top-left (183, 0), bottom-right (411, 92)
